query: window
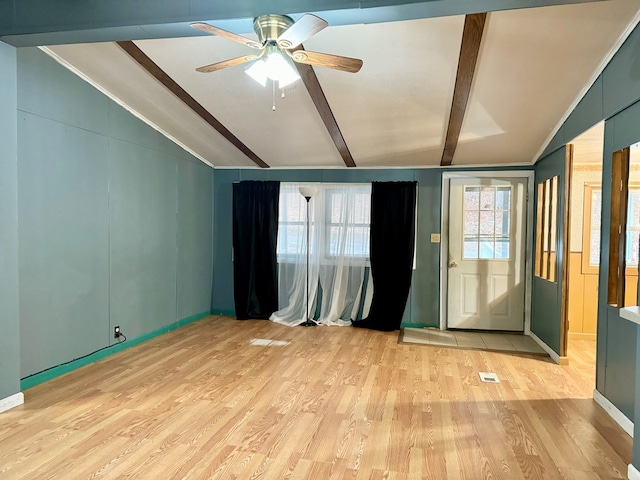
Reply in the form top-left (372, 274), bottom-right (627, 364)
top-left (277, 188), bottom-right (310, 257)
top-left (276, 183), bottom-right (372, 261)
top-left (535, 176), bottom-right (558, 282)
top-left (462, 186), bottom-right (511, 259)
top-left (582, 185), bottom-right (602, 272)
top-left (326, 187), bottom-right (371, 258)
top-left (583, 184), bottom-right (640, 274)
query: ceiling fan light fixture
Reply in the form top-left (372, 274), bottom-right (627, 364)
top-left (244, 59), bottom-right (269, 87)
top-left (265, 50), bottom-right (300, 87)
top-left (245, 46), bottom-right (300, 88)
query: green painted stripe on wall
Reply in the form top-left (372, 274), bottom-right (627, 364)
top-left (401, 322), bottom-right (438, 329)
top-left (20, 311), bottom-right (211, 390)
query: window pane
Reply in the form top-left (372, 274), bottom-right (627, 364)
top-left (464, 210), bottom-right (479, 235)
top-left (590, 229), bottom-right (600, 266)
top-left (464, 238), bottom-right (479, 259)
top-left (328, 187), bottom-right (371, 257)
top-left (353, 193), bottom-right (370, 224)
top-left (629, 193), bottom-right (640, 226)
top-left (329, 226), bottom-right (340, 256)
top-left (465, 187), bottom-right (480, 210)
top-left (479, 211), bottom-right (495, 235)
top-left (591, 190), bottom-right (602, 229)
top-left (495, 237), bottom-right (510, 259)
top-left (496, 187), bottom-right (511, 210)
top-left (626, 230), bottom-right (639, 266)
top-left (328, 192), bottom-right (341, 223)
top-left (278, 224), bottom-right (304, 255)
top-left (281, 192), bottom-right (305, 222)
top-left (480, 188), bottom-right (495, 210)
top-left (495, 211), bottom-right (510, 235)
top-left (479, 239), bottom-right (494, 259)
top-left (349, 226), bottom-right (370, 257)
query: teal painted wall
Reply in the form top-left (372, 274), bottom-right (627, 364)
top-left (600, 103), bottom-right (640, 455)
top-left (213, 168), bottom-right (444, 327)
top-left (0, 42), bottom-right (20, 400)
top-left (534, 21), bottom-right (640, 467)
top-left (531, 147), bottom-right (567, 354)
top-left (16, 47), bottom-right (213, 378)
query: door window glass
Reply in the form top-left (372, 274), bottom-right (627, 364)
top-left (463, 186), bottom-right (511, 259)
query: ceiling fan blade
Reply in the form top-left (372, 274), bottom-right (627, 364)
top-left (277, 14), bottom-right (328, 49)
top-left (196, 55), bottom-right (259, 73)
top-left (291, 50), bottom-right (363, 73)
top-left (190, 22), bottom-right (262, 49)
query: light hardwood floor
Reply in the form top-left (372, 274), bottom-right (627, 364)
top-left (0, 316), bottom-right (630, 479)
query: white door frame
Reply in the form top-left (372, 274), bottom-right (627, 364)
top-left (440, 171), bottom-right (535, 333)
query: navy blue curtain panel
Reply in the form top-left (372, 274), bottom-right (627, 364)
top-left (232, 181), bottom-right (280, 320)
top-left (352, 181), bottom-right (417, 331)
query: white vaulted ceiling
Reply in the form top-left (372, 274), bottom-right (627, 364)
top-left (44, 0), bottom-right (640, 169)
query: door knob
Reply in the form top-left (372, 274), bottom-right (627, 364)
top-left (449, 261), bottom-right (458, 268)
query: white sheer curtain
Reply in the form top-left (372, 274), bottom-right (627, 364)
top-left (270, 183), bottom-right (372, 327)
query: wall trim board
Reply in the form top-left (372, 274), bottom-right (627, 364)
top-left (629, 463), bottom-right (640, 480)
top-left (568, 332), bottom-right (597, 341)
top-left (0, 392), bottom-right (24, 414)
top-left (20, 311), bottom-right (211, 390)
top-left (401, 322), bottom-right (439, 329)
top-left (593, 388), bottom-right (634, 437)
top-left (529, 331), bottom-right (568, 364)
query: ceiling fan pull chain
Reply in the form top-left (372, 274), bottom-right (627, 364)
top-left (272, 79), bottom-right (276, 111)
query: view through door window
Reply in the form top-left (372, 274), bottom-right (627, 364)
top-left (462, 186), bottom-right (511, 260)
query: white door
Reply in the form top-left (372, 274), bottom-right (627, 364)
top-left (447, 177), bottom-right (527, 330)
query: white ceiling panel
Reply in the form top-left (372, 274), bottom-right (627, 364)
top-left (42, 0), bottom-right (640, 169)
top-left (455, 0), bottom-right (640, 166)
top-left (307, 16), bottom-right (465, 167)
top-left (135, 35), bottom-right (344, 168)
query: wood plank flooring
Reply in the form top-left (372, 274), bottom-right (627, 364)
top-left (0, 316), bottom-right (630, 479)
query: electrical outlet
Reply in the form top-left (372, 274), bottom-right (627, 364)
top-left (114, 326), bottom-right (121, 338)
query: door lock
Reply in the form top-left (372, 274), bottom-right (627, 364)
top-left (449, 261), bottom-right (458, 268)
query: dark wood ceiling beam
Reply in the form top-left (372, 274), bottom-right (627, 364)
top-left (117, 40), bottom-right (269, 168)
top-left (440, 13), bottom-right (487, 166)
top-left (294, 48), bottom-right (356, 168)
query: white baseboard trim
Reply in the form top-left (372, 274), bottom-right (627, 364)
top-left (529, 332), bottom-right (561, 363)
top-left (593, 389), bottom-right (633, 437)
top-left (628, 463), bottom-right (640, 480)
top-left (567, 331), bottom-right (596, 341)
top-left (0, 392), bottom-right (24, 413)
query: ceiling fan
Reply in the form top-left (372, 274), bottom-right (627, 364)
top-left (190, 14), bottom-right (363, 88)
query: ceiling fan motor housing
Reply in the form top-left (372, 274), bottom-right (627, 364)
top-left (253, 14), bottom-right (295, 46)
